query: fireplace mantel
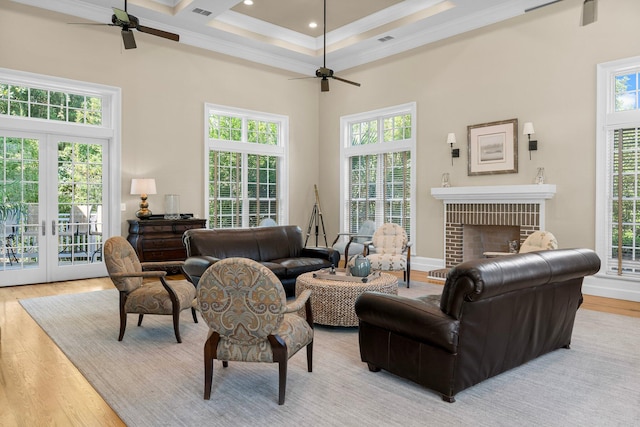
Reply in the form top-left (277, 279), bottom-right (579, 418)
top-left (431, 184), bottom-right (556, 203)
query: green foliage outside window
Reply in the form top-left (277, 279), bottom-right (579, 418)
top-left (0, 83), bottom-right (102, 125)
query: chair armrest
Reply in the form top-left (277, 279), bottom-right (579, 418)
top-left (141, 260), bottom-right (185, 271)
top-left (355, 292), bottom-right (459, 353)
top-left (182, 256), bottom-right (220, 284)
top-left (331, 232), bottom-right (355, 246)
top-left (110, 270), bottom-right (166, 279)
top-left (285, 289), bottom-right (312, 313)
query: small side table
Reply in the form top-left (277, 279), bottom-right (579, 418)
top-left (295, 271), bottom-right (398, 327)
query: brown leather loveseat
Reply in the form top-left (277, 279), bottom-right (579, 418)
top-left (182, 225), bottom-right (339, 297)
top-left (355, 248), bottom-right (601, 402)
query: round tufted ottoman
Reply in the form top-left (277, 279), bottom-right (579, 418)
top-left (295, 271), bottom-right (398, 327)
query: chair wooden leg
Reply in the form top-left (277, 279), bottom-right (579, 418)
top-left (306, 340), bottom-right (313, 373)
top-left (118, 293), bottom-right (127, 341)
top-left (173, 309), bottom-right (182, 343)
top-left (137, 314), bottom-right (144, 326)
top-left (277, 358), bottom-right (287, 405)
top-left (268, 335), bottom-right (288, 405)
top-left (203, 332), bottom-right (220, 400)
top-left (192, 307), bottom-right (198, 323)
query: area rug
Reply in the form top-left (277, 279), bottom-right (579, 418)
top-left (20, 282), bottom-right (640, 426)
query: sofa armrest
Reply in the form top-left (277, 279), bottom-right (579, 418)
top-left (182, 255), bottom-right (220, 285)
top-left (301, 246), bottom-right (340, 267)
top-left (355, 292), bottom-right (459, 353)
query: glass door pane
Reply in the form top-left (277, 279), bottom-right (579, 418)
top-left (0, 133), bottom-right (48, 286)
top-left (55, 139), bottom-right (105, 269)
top-left (0, 136), bottom-right (42, 276)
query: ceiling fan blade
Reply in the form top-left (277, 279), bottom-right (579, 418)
top-left (321, 78), bottom-right (330, 92)
top-left (137, 25), bottom-right (180, 42)
top-left (582, 0), bottom-right (597, 26)
top-left (524, 0), bottom-right (563, 13)
top-left (332, 75), bottom-right (361, 87)
top-left (121, 29), bottom-right (137, 49)
top-left (67, 22), bottom-right (113, 26)
top-left (288, 76), bottom-right (316, 81)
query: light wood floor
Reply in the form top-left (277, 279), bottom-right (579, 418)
top-left (0, 273), bottom-right (638, 426)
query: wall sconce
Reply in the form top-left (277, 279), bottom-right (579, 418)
top-left (523, 122), bottom-right (537, 160)
top-left (447, 133), bottom-right (459, 166)
top-left (130, 178), bottom-right (157, 219)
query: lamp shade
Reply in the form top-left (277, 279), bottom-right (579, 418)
top-left (130, 178), bottom-right (157, 195)
top-left (523, 122), bottom-right (535, 136)
top-left (446, 133), bottom-right (457, 145)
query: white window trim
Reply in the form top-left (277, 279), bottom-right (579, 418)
top-left (339, 101), bottom-right (417, 240)
top-left (0, 67), bottom-right (121, 241)
top-left (593, 56), bottom-right (640, 301)
top-left (203, 103), bottom-right (289, 227)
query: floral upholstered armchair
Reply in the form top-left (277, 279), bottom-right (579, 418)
top-left (197, 257), bottom-right (314, 405)
top-left (519, 231), bottom-right (558, 253)
top-left (364, 223), bottom-right (412, 287)
top-left (104, 236), bottom-right (197, 343)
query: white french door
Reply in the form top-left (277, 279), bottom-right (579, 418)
top-left (0, 131), bottom-right (109, 286)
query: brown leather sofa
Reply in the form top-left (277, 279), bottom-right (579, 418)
top-left (182, 225), bottom-right (339, 297)
top-left (355, 248), bottom-right (601, 402)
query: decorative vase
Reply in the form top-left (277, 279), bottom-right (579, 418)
top-left (348, 254), bottom-right (371, 277)
top-left (441, 172), bottom-right (450, 188)
top-left (164, 194), bottom-right (180, 220)
top-left (535, 167), bottom-right (545, 185)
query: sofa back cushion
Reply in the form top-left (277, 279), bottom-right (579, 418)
top-left (254, 225), bottom-right (303, 261)
top-left (183, 228), bottom-right (261, 260)
top-left (440, 248), bottom-right (601, 319)
top-left (183, 225), bottom-right (304, 262)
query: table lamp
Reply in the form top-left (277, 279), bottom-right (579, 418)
top-left (130, 178), bottom-right (157, 219)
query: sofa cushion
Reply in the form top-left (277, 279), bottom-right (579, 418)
top-left (275, 257), bottom-right (333, 277)
top-left (258, 261), bottom-right (287, 278)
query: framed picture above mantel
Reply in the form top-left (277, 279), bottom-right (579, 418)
top-left (467, 118), bottom-right (518, 176)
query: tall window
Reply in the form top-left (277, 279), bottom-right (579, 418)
top-left (205, 104), bottom-right (287, 228)
top-left (597, 57), bottom-right (640, 278)
top-left (340, 103), bottom-right (416, 240)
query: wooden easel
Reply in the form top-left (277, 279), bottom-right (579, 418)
top-left (304, 185), bottom-right (328, 247)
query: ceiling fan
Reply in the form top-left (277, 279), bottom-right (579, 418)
top-left (313, 0), bottom-right (361, 92)
top-left (69, 0), bottom-right (179, 49)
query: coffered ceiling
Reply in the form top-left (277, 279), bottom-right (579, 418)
top-left (12, 0), bottom-right (566, 75)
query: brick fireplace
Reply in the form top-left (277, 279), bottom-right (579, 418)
top-left (431, 184), bottom-right (556, 270)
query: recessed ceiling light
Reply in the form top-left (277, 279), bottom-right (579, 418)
top-left (243, 0), bottom-right (253, 5)
top-left (309, 22), bottom-right (317, 29)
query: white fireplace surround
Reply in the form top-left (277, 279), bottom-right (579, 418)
top-left (431, 184), bottom-right (557, 268)
top-left (431, 184), bottom-right (557, 204)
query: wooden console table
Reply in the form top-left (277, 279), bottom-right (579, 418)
top-left (127, 218), bottom-right (207, 268)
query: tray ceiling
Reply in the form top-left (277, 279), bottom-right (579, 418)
top-left (12, 0), bottom-right (568, 75)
